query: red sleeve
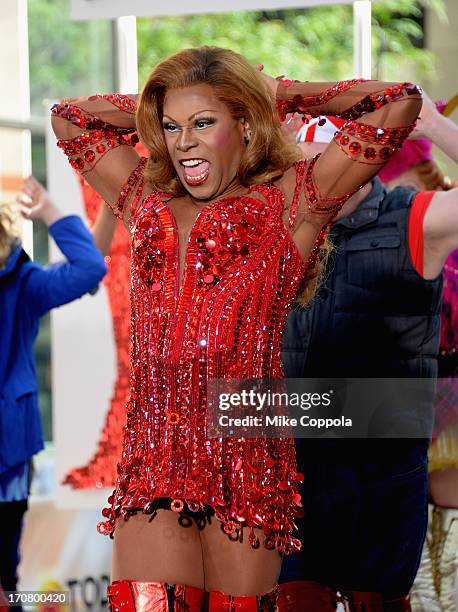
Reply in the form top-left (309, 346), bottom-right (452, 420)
top-left (408, 191), bottom-right (435, 277)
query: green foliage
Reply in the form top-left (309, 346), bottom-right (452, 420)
top-left (137, 8), bottom-right (355, 85)
top-left (137, 0), bottom-right (445, 86)
top-left (28, 0), bottom-right (445, 110)
top-left (28, 0), bottom-right (113, 116)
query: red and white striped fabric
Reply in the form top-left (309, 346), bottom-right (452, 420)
top-left (296, 115), bottom-right (346, 144)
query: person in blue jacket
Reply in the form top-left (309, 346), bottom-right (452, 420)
top-left (0, 175), bottom-right (107, 601)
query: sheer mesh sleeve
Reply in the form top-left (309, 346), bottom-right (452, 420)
top-left (51, 94), bottom-right (148, 224)
top-left (277, 79), bottom-right (423, 265)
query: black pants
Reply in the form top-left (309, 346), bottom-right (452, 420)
top-left (279, 439), bottom-right (429, 596)
top-left (0, 499), bottom-right (28, 593)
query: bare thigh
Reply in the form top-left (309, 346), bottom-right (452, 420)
top-left (429, 467), bottom-right (458, 508)
top-left (199, 518), bottom-right (282, 596)
top-left (111, 510), bottom-right (204, 588)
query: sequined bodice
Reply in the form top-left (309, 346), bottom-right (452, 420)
top-left (99, 183), bottom-right (305, 552)
top-left (131, 184), bottom-right (303, 371)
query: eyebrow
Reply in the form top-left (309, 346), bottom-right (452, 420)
top-left (162, 110), bottom-right (219, 122)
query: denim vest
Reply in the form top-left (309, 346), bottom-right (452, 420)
top-left (283, 178), bottom-right (443, 380)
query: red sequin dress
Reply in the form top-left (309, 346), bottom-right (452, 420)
top-left (108, 181), bottom-right (306, 551)
top-left (51, 78), bottom-right (421, 553)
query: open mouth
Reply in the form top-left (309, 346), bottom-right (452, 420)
top-left (179, 158), bottom-right (211, 186)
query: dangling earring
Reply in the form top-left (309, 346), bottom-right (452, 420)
top-left (244, 129), bottom-right (253, 145)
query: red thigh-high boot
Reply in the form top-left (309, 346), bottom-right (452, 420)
top-left (204, 586), bottom-right (278, 611)
top-left (343, 591), bottom-right (411, 612)
top-left (107, 580), bottom-right (205, 611)
top-left (277, 581), bottom-right (341, 611)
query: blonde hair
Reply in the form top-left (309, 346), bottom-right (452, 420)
top-left (0, 202), bottom-right (20, 267)
top-left (296, 235), bottom-right (334, 308)
top-left (137, 45), bottom-right (331, 307)
top-left (414, 159), bottom-right (457, 191)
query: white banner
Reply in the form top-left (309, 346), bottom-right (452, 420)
top-left (71, 0), bottom-right (353, 20)
top-left (45, 114), bottom-right (116, 511)
top-left (20, 498), bottom-right (112, 610)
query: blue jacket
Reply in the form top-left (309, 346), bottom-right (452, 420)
top-left (0, 215), bottom-right (107, 473)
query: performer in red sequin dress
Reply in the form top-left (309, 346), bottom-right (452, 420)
top-left (51, 47), bottom-right (422, 611)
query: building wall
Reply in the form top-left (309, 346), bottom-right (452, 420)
top-left (0, 0), bottom-right (31, 196)
top-left (424, 0), bottom-right (458, 180)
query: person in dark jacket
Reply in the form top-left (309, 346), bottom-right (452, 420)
top-left (0, 176), bottom-right (106, 601)
top-left (278, 92), bottom-right (458, 611)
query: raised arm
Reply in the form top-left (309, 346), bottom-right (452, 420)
top-left (410, 91), bottom-right (458, 165)
top-left (18, 176), bottom-right (107, 317)
top-left (423, 187), bottom-right (458, 278)
top-left (51, 94), bottom-right (147, 227)
top-left (274, 78), bottom-right (422, 266)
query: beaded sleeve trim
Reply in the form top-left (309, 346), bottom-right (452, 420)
top-left (56, 130), bottom-right (139, 174)
top-left (333, 120), bottom-right (415, 165)
top-left (288, 160), bottom-right (307, 230)
top-left (52, 97), bottom-right (140, 175)
top-left (276, 78), bottom-right (366, 121)
top-left (303, 155), bottom-right (359, 216)
top-left (111, 157), bottom-right (147, 220)
top-left (304, 223), bottom-right (332, 276)
top-left (276, 79), bottom-right (422, 123)
top-left (340, 83), bottom-right (422, 120)
top-left (51, 101), bottom-right (134, 134)
top-left (87, 93), bottom-right (137, 114)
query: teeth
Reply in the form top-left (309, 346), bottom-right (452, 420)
top-left (187, 170), bottom-right (208, 181)
top-left (181, 159), bottom-right (205, 167)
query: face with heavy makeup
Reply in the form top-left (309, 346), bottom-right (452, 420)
top-left (162, 83), bottom-right (249, 202)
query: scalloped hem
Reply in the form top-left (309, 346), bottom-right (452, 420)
top-left (97, 495), bottom-right (301, 555)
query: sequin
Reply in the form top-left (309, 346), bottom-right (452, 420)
top-left (167, 412), bottom-right (180, 425)
top-left (95, 182), bottom-right (306, 553)
top-left (349, 142), bottom-right (362, 155)
top-left (171, 499), bottom-right (185, 512)
top-left (249, 532), bottom-right (261, 548)
top-left (224, 522), bottom-right (238, 535)
top-left (364, 147), bottom-right (376, 160)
